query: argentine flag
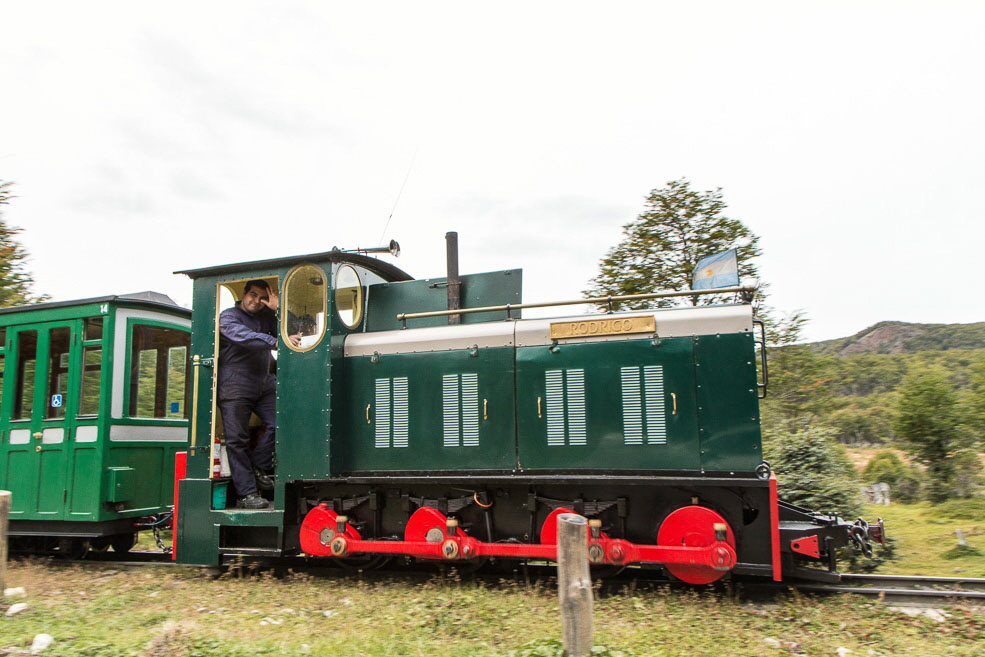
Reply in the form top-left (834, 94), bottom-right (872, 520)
top-left (691, 249), bottom-right (739, 290)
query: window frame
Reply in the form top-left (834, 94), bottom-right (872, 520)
top-left (281, 262), bottom-right (329, 353)
top-left (334, 263), bottom-right (365, 331)
top-left (122, 318), bottom-right (192, 422)
top-left (77, 328), bottom-right (104, 418)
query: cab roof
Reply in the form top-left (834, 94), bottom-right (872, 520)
top-left (175, 250), bottom-right (412, 282)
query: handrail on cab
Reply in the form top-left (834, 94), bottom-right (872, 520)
top-left (189, 355), bottom-right (214, 455)
top-left (395, 284), bottom-right (759, 328)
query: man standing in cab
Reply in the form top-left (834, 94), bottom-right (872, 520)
top-left (217, 279), bottom-right (300, 509)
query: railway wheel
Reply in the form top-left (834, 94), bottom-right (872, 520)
top-left (56, 538), bottom-right (90, 560)
top-left (89, 537), bottom-right (111, 553)
top-left (110, 533), bottom-right (137, 553)
top-left (656, 506), bottom-right (736, 585)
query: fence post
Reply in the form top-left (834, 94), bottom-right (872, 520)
top-left (557, 512), bottom-right (593, 657)
top-left (0, 491), bottom-right (10, 592)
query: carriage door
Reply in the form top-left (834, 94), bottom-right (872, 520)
top-left (5, 321), bottom-right (79, 519)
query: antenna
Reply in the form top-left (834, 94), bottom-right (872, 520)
top-left (378, 148), bottom-right (417, 244)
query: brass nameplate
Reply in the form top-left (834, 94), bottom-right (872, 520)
top-left (550, 315), bottom-right (655, 339)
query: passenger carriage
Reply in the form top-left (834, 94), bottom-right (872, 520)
top-left (0, 293), bottom-right (190, 556)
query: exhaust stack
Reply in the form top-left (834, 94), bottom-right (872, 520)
top-left (446, 231), bottom-right (461, 325)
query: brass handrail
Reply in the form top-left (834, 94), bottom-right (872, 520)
top-left (190, 355), bottom-right (201, 453)
top-left (396, 284), bottom-right (757, 324)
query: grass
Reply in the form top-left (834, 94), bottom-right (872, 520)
top-left (1, 560), bottom-right (984, 657)
top-left (863, 499), bottom-right (985, 577)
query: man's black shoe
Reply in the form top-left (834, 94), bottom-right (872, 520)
top-left (237, 494), bottom-right (271, 510)
top-left (254, 468), bottom-right (274, 492)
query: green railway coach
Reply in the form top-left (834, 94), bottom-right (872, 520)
top-left (0, 292), bottom-right (191, 555)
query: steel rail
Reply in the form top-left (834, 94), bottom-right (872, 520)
top-left (773, 573), bottom-right (985, 607)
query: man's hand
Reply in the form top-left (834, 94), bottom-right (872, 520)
top-left (288, 333), bottom-right (302, 348)
top-left (262, 289), bottom-right (279, 312)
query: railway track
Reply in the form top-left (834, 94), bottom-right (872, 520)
top-left (33, 552), bottom-right (985, 608)
top-left (789, 573), bottom-right (985, 607)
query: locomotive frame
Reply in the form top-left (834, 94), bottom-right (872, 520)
top-left (173, 245), bottom-right (881, 583)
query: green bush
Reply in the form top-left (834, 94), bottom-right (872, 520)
top-left (763, 424), bottom-right (861, 518)
top-left (861, 449), bottom-right (925, 503)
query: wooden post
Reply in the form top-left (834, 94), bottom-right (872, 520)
top-left (557, 512), bottom-right (593, 657)
top-left (0, 491), bottom-right (10, 592)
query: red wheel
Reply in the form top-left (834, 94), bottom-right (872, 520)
top-left (539, 507), bottom-right (576, 545)
top-left (404, 507), bottom-right (451, 545)
top-left (656, 506), bottom-right (735, 585)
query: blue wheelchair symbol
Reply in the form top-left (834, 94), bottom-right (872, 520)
top-left (51, 394), bottom-right (63, 408)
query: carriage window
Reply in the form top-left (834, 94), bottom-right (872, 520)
top-left (128, 324), bottom-right (191, 419)
top-left (283, 264), bottom-right (327, 351)
top-left (45, 327), bottom-right (71, 419)
top-left (84, 317), bottom-right (103, 341)
top-left (79, 346), bottom-right (102, 416)
top-left (335, 265), bottom-right (363, 330)
top-left (13, 330), bottom-right (38, 420)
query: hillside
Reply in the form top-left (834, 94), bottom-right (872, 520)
top-left (808, 320), bottom-right (985, 356)
top-left (763, 320), bottom-right (985, 446)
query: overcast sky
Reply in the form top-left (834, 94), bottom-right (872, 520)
top-left (2, 2), bottom-right (982, 342)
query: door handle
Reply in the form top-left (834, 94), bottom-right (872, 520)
top-left (35, 445), bottom-right (42, 453)
top-left (32, 432), bottom-right (43, 441)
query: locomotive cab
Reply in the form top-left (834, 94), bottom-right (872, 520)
top-left (174, 248), bottom-right (520, 562)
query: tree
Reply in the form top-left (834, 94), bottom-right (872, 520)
top-left (0, 181), bottom-right (47, 307)
top-left (762, 424), bottom-right (861, 518)
top-left (585, 178), bottom-right (762, 310)
top-left (894, 368), bottom-right (977, 503)
top-left (965, 361), bottom-right (985, 443)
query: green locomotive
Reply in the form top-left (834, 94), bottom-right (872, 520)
top-left (174, 240), bottom-right (881, 583)
top-left (0, 293), bottom-right (190, 556)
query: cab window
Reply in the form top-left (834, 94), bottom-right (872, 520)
top-left (283, 264), bottom-right (327, 351)
top-left (335, 265), bottom-right (364, 330)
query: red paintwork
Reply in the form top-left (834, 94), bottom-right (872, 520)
top-left (790, 534), bottom-right (820, 558)
top-left (404, 506), bottom-right (452, 543)
top-left (538, 507), bottom-right (613, 544)
top-left (769, 474), bottom-right (781, 581)
top-left (656, 506), bottom-right (736, 584)
top-left (298, 503), bottom-right (738, 574)
top-left (172, 452), bottom-right (187, 562)
top-left (298, 503), bottom-right (363, 556)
